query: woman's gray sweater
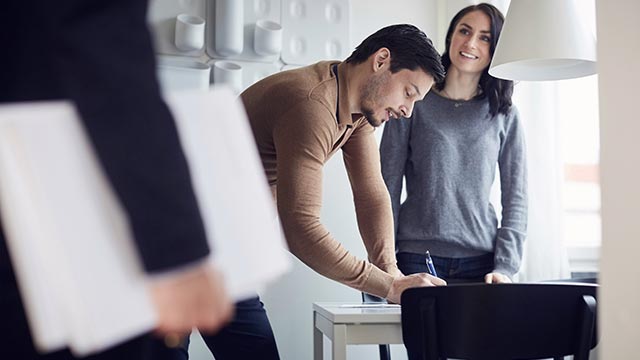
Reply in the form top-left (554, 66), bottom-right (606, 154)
top-left (380, 91), bottom-right (528, 276)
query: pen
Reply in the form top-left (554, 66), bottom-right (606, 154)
top-left (425, 251), bottom-right (438, 277)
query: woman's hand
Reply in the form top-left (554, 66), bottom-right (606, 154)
top-left (484, 272), bottom-right (511, 284)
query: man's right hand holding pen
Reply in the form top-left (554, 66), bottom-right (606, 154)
top-left (385, 251), bottom-right (446, 304)
top-left (386, 273), bottom-right (446, 304)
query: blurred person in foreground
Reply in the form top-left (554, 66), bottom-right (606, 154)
top-left (0, 0), bottom-right (233, 359)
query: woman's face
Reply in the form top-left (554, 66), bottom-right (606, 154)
top-left (448, 10), bottom-right (493, 75)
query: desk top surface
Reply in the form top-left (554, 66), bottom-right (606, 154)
top-left (313, 302), bottom-right (401, 324)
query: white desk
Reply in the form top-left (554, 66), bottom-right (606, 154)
top-left (312, 302), bottom-right (403, 360)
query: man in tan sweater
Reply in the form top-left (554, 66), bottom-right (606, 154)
top-left (195, 25), bottom-right (447, 359)
top-left (243, 23), bottom-right (447, 298)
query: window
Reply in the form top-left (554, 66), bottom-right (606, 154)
top-left (558, 0), bottom-right (600, 274)
top-left (558, 75), bottom-right (601, 274)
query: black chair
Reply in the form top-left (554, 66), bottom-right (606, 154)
top-left (401, 283), bottom-right (598, 360)
top-left (362, 292), bottom-right (392, 360)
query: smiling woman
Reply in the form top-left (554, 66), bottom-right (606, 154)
top-left (380, 3), bottom-right (527, 289)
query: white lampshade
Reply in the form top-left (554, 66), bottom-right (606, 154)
top-left (489, 0), bottom-right (597, 81)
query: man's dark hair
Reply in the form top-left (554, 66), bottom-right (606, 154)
top-left (345, 24), bottom-right (445, 83)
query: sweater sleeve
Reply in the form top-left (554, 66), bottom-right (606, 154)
top-left (494, 107), bottom-right (528, 276)
top-left (273, 102), bottom-right (394, 298)
top-left (379, 116), bottom-right (412, 235)
top-left (342, 121), bottom-right (399, 276)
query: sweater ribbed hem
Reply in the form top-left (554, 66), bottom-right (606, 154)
top-left (362, 265), bottom-right (395, 299)
top-left (397, 239), bottom-right (490, 258)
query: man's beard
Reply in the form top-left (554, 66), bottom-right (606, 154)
top-left (362, 107), bottom-right (378, 127)
top-left (359, 71), bottom-right (390, 128)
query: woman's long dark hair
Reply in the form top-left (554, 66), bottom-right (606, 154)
top-left (436, 3), bottom-right (513, 116)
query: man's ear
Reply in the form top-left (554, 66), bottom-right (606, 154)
top-left (372, 47), bottom-right (391, 72)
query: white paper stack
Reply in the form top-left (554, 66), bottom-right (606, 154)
top-left (0, 88), bottom-right (290, 356)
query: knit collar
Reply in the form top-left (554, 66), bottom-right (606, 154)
top-left (334, 61), bottom-right (361, 127)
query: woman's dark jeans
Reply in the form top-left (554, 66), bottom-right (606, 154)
top-left (397, 252), bottom-right (494, 283)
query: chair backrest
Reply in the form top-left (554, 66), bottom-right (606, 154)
top-left (401, 283), bottom-right (598, 360)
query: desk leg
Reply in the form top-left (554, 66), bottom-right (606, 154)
top-left (314, 313), bottom-right (323, 360)
top-left (332, 324), bottom-right (347, 360)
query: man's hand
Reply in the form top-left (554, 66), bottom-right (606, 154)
top-left (383, 265), bottom-right (404, 278)
top-left (484, 272), bottom-right (511, 284)
top-left (150, 263), bottom-right (234, 339)
top-left (385, 273), bottom-right (446, 304)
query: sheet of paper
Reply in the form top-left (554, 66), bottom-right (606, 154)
top-left (338, 304), bottom-right (400, 308)
top-left (167, 90), bottom-right (290, 299)
top-left (0, 88), bottom-right (289, 356)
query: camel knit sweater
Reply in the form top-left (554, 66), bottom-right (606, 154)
top-left (240, 61), bottom-right (398, 298)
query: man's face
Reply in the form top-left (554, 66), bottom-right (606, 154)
top-left (359, 67), bottom-right (434, 127)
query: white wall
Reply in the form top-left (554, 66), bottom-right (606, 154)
top-left (596, 1), bottom-right (640, 358)
top-left (350, 1), bottom-right (439, 52)
top-left (261, 3), bottom-right (437, 360)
